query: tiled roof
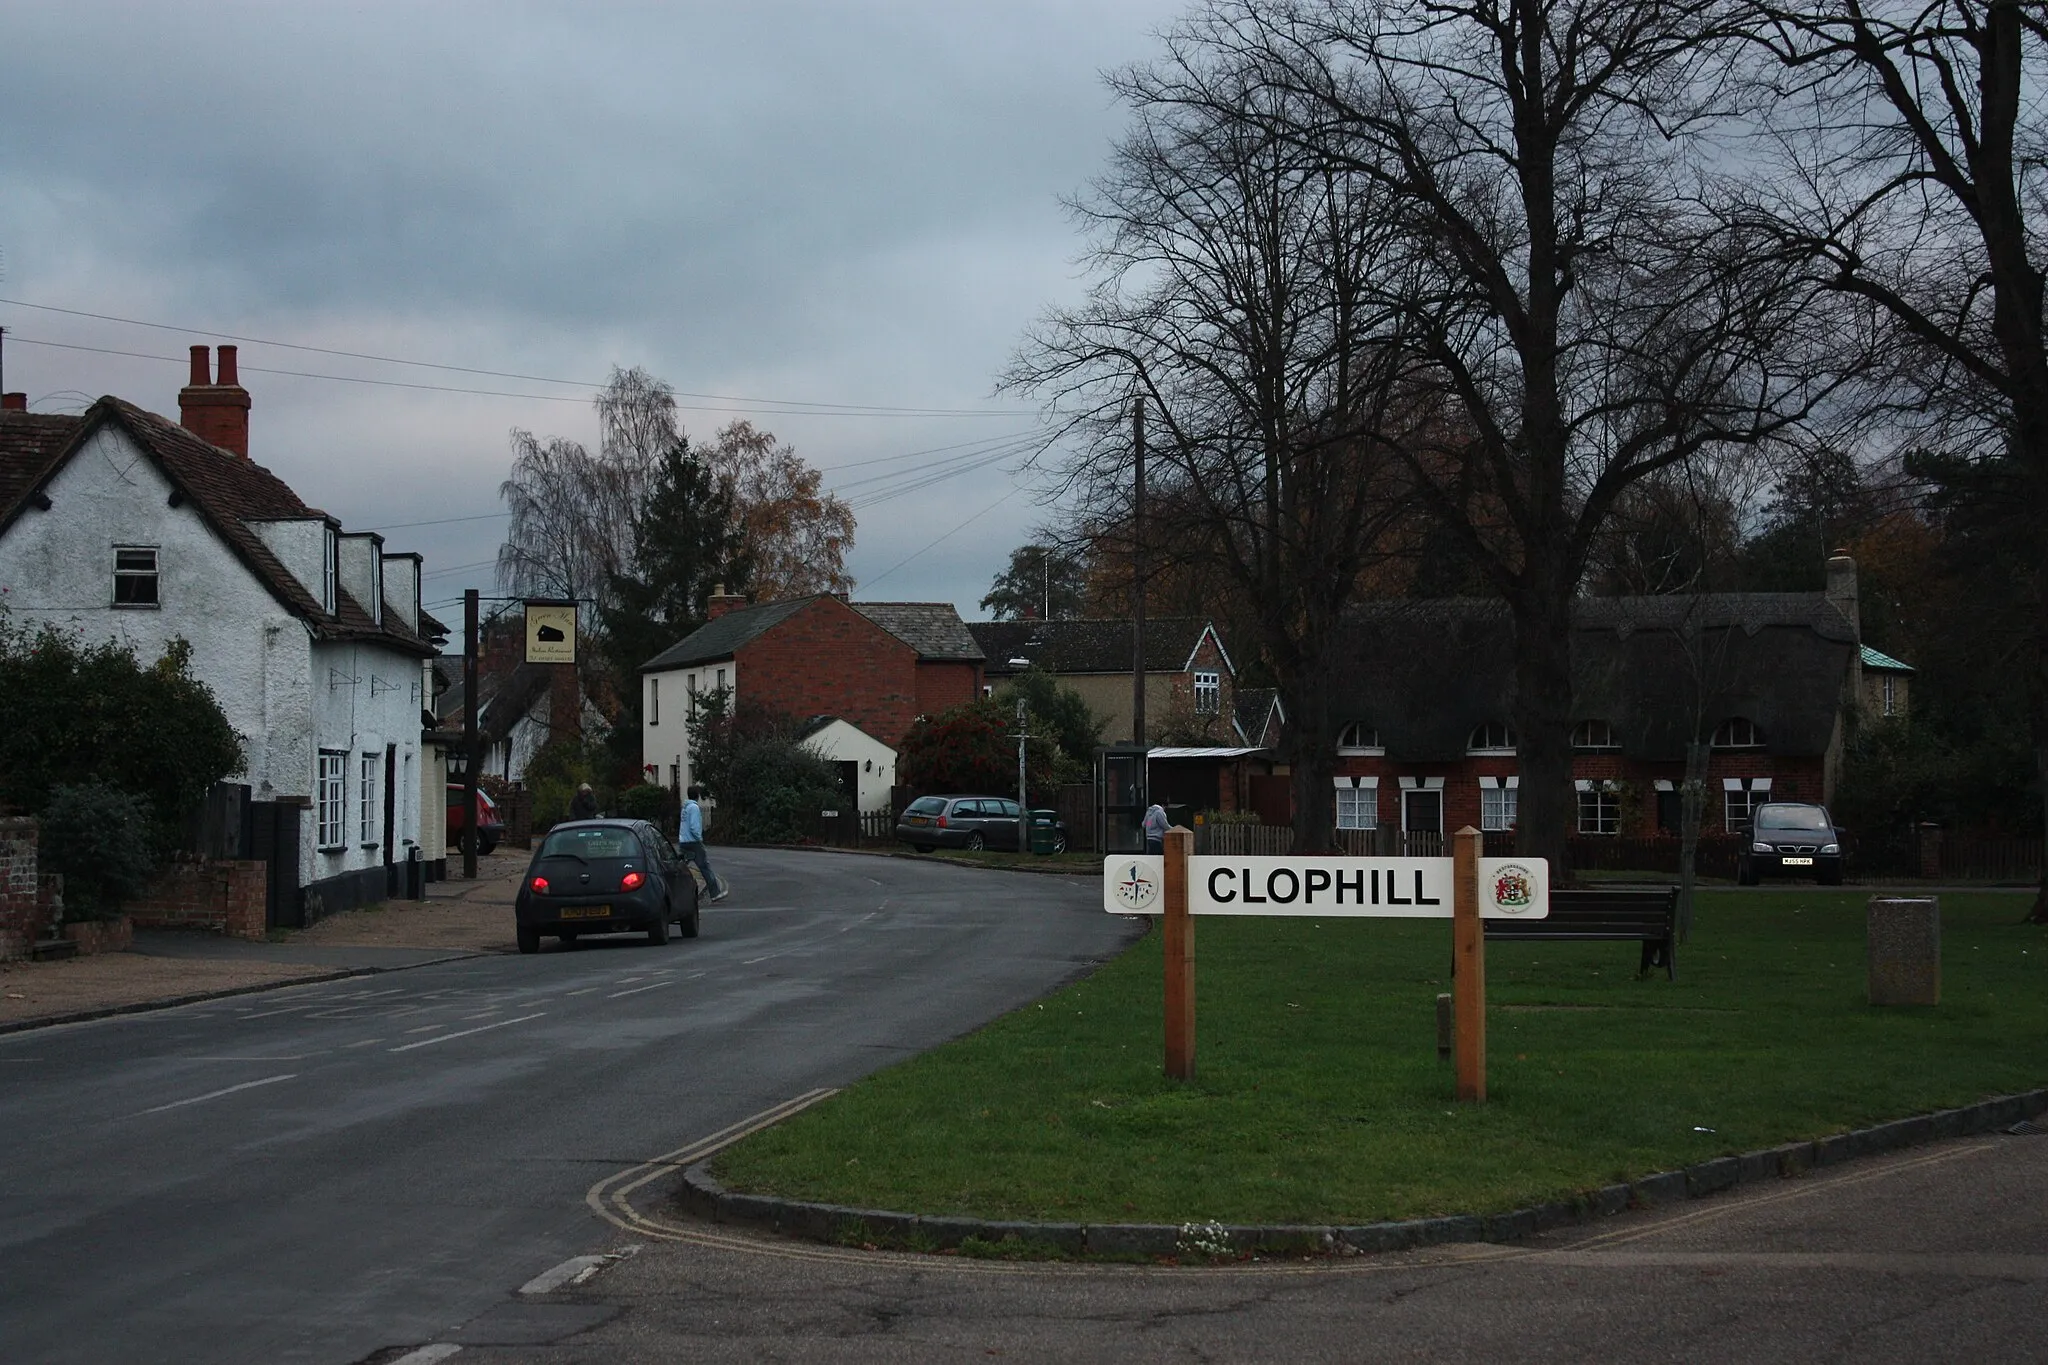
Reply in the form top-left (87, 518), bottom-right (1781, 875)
top-left (0, 398), bottom-right (438, 657)
top-left (1861, 644), bottom-right (1914, 672)
top-left (853, 602), bottom-right (984, 662)
top-left (1233, 687), bottom-right (1281, 746)
top-left (968, 618), bottom-right (1223, 675)
top-left (641, 595), bottom-right (819, 671)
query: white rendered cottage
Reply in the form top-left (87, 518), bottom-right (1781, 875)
top-left (0, 348), bottom-right (446, 919)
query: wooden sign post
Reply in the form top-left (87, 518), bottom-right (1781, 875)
top-left (1451, 825), bottom-right (1486, 1101)
top-left (1112, 826), bottom-right (1543, 1101)
top-left (1162, 825), bottom-right (1195, 1080)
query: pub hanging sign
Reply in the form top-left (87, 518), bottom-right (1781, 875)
top-left (524, 599), bottom-right (578, 665)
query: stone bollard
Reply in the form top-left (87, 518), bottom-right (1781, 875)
top-left (1867, 896), bottom-right (1940, 1006)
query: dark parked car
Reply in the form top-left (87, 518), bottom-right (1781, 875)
top-left (446, 783), bottom-right (505, 855)
top-left (895, 795), bottom-right (1067, 853)
top-left (513, 818), bottom-right (699, 952)
top-left (1738, 802), bottom-right (1844, 885)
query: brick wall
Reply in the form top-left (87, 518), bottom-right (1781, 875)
top-left (913, 660), bottom-right (980, 722)
top-left (0, 816), bottom-right (55, 961)
top-left (128, 858), bottom-right (269, 941)
top-left (738, 598), bottom-right (923, 747)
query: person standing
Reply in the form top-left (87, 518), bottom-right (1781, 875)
top-left (1142, 801), bottom-right (1169, 854)
top-left (679, 785), bottom-right (728, 901)
top-left (568, 782), bottom-right (598, 821)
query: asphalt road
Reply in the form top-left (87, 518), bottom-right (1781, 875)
top-left (0, 849), bottom-right (1140, 1365)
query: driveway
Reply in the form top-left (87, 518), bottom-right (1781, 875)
top-left (420, 1128), bottom-right (2048, 1362)
top-left (0, 847), bottom-right (1141, 1365)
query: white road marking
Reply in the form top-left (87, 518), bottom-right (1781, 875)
top-left (131, 1073), bottom-right (296, 1117)
top-left (461, 1009), bottom-right (504, 1019)
top-left (516, 1248), bottom-right (639, 1294)
top-left (405, 1023), bottom-right (450, 1034)
top-left (388, 1346), bottom-right (462, 1364)
top-left (387, 1013), bottom-right (545, 1052)
top-left (607, 981), bottom-right (674, 998)
top-left (563, 986), bottom-right (602, 996)
top-left (186, 1055), bottom-right (313, 1062)
top-left (342, 1039), bottom-right (384, 1048)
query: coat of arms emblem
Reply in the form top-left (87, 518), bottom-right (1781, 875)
top-left (1492, 864), bottom-right (1534, 912)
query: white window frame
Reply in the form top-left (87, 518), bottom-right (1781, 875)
top-left (1468, 721), bottom-right (1517, 754)
top-left (1336, 722), bottom-right (1383, 755)
top-left (1479, 776), bottom-right (1519, 831)
top-left (1333, 776), bottom-right (1379, 830)
top-left (317, 751), bottom-right (347, 850)
top-left (1723, 777), bottom-right (1772, 831)
top-left (1575, 778), bottom-right (1620, 836)
top-left (1572, 719), bottom-right (1618, 751)
top-left (1713, 716), bottom-right (1762, 749)
top-left (359, 752), bottom-right (378, 846)
top-left (112, 545), bottom-right (160, 608)
top-left (650, 676), bottom-right (660, 726)
top-left (1193, 670), bottom-right (1220, 715)
top-left (1882, 675), bottom-right (1897, 717)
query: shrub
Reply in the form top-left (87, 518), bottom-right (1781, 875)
top-left (897, 697), bottom-right (1061, 800)
top-left (618, 781), bottom-right (673, 827)
top-left (39, 781), bottom-right (159, 921)
top-left (686, 689), bottom-right (849, 842)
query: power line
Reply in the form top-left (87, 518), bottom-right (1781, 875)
top-left (861, 485), bottom-right (1024, 590)
top-left (0, 296), bottom-right (1024, 416)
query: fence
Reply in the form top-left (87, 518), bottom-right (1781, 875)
top-left (1934, 831), bottom-right (2042, 882)
top-left (1193, 825), bottom-right (1515, 858)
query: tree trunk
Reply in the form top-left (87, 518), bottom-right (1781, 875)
top-left (1287, 666), bottom-right (1337, 855)
top-left (1679, 738), bottom-right (1709, 942)
top-left (1510, 592), bottom-right (1575, 883)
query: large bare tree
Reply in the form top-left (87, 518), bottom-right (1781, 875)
top-left (1006, 41), bottom-right (1420, 848)
top-left (1186, 0), bottom-right (1861, 872)
top-left (1735, 0), bottom-right (2048, 920)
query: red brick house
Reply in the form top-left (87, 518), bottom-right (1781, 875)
top-left (1319, 554), bottom-right (1884, 846)
top-left (639, 592), bottom-right (983, 809)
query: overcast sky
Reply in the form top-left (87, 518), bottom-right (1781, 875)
top-left (0, 1), bottom-right (1182, 625)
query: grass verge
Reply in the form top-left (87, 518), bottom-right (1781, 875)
top-left (711, 889), bottom-right (2046, 1225)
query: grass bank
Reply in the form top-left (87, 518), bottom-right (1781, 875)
top-left (711, 889), bottom-right (2046, 1225)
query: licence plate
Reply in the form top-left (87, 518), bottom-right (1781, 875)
top-left (907, 816), bottom-right (929, 825)
top-left (559, 905), bottom-right (612, 919)
top-left (1782, 857), bottom-right (1813, 866)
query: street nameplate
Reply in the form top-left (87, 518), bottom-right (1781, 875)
top-left (1103, 855), bottom-right (1548, 919)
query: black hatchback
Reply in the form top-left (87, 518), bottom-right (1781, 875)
top-left (514, 819), bottom-right (699, 952)
top-left (1737, 802), bottom-right (1845, 885)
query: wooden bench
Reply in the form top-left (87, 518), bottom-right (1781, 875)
top-left (1484, 884), bottom-right (1678, 979)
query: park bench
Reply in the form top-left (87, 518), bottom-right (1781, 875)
top-left (1484, 884), bottom-right (1678, 980)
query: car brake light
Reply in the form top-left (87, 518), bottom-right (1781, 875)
top-left (530, 876), bottom-right (549, 895)
top-left (621, 871), bottom-right (645, 891)
top-left (937, 815), bottom-right (948, 828)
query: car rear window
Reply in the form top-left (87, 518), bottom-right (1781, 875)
top-left (1755, 804), bottom-right (1829, 831)
top-left (538, 827), bottom-right (643, 860)
top-left (906, 797), bottom-right (946, 815)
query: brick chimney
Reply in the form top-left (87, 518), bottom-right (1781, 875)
top-left (0, 393), bottom-right (25, 412)
top-left (706, 584), bottom-right (747, 621)
top-left (178, 344), bottom-right (251, 457)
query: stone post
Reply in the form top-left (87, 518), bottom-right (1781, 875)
top-left (1868, 896), bottom-right (1940, 1006)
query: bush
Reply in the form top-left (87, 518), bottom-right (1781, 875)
top-left (686, 690), bottom-right (849, 842)
top-left (897, 697), bottom-right (1061, 800)
top-left (40, 781), bottom-right (159, 921)
top-left (618, 781), bottom-right (673, 827)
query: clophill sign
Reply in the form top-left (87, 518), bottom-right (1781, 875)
top-left (1104, 854), bottom-right (1548, 919)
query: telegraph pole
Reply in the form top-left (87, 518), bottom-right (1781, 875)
top-left (1016, 697), bottom-right (1030, 854)
top-left (1131, 395), bottom-right (1147, 746)
top-left (462, 588), bottom-right (480, 881)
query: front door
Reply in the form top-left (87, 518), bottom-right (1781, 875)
top-left (1402, 788), bottom-right (1443, 855)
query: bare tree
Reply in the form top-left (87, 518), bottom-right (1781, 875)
top-left (1735, 0), bottom-right (2048, 920)
top-left (1005, 38), bottom-right (1420, 849)
top-left (1181, 0), bottom-right (1861, 873)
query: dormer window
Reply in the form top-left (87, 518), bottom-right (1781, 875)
top-left (1468, 721), bottom-right (1517, 754)
top-left (1336, 722), bottom-right (1383, 754)
top-left (1572, 719), bottom-right (1618, 751)
top-left (1713, 717), bottom-right (1762, 749)
top-left (112, 546), bottom-right (159, 607)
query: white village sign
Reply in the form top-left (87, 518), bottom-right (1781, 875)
top-left (1103, 829), bottom-right (1549, 1101)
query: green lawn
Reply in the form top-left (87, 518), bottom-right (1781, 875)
top-left (711, 890), bottom-right (2047, 1225)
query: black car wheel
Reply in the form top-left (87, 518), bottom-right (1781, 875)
top-left (1051, 831), bottom-right (1068, 854)
top-left (1738, 858), bottom-right (1759, 886)
top-left (678, 906), bottom-right (700, 939)
top-left (647, 912), bottom-right (669, 946)
top-left (517, 925), bottom-right (540, 954)
top-left (965, 832), bottom-right (986, 852)
top-left (478, 836), bottom-right (499, 856)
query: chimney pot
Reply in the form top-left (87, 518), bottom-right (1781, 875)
top-left (706, 585), bottom-right (747, 621)
top-left (179, 344), bottom-right (252, 458)
top-left (0, 392), bottom-right (26, 412)
top-left (217, 345), bottom-right (238, 385)
top-left (188, 345), bottom-right (210, 386)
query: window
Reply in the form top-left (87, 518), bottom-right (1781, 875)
top-left (1576, 780), bottom-right (1619, 835)
top-left (1468, 721), bottom-right (1518, 753)
top-left (650, 677), bottom-right (660, 726)
top-left (317, 751), bottom-right (346, 849)
top-left (1724, 782), bottom-right (1768, 831)
top-left (1713, 716), bottom-right (1762, 749)
top-left (1480, 779), bottom-right (1518, 831)
top-left (1336, 786), bottom-right (1377, 830)
top-left (1572, 719), bottom-right (1617, 751)
top-left (322, 530), bottom-right (338, 612)
top-left (1336, 722), bottom-right (1382, 753)
top-left (112, 546), bottom-right (159, 607)
top-left (1882, 675), bottom-right (1897, 717)
top-left (1193, 670), bottom-right (1220, 715)
top-left (716, 667), bottom-right (727, 691)
top-left (359, 753), bottom-right (378, 845)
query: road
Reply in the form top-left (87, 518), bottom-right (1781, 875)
top-left (0, 849), bottom-right (1140, 1365)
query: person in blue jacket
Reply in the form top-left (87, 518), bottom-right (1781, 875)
top-left (679, 786), bottom-right (728, 901)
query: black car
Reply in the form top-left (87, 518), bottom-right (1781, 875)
top-left (896, 795), bottom-right (1067, 853)
top-left (1738, 802), bottom-right (1845, 885)
top-left (514, 819), bottom-right (699, 952)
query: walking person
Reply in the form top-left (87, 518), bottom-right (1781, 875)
top-left (679, 785), bottom-right (728, 902)
top-left (567, 782), bottom-right (598, 821)
top-left (1142, 801), bottom-right (1169, 855)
